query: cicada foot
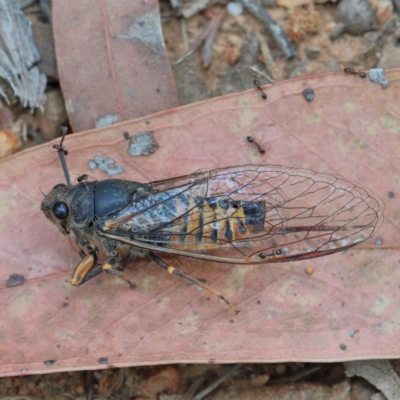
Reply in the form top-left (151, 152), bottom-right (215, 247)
top-left (147, 251), bottom-right (239, 314)
top-left (102, 254), bottom-right (136, 288)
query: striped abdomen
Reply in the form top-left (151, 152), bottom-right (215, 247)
top-left (121, 192), bottom-right (267, 250)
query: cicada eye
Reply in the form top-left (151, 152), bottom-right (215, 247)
top-left (53, 201), bottom-right (69, 220)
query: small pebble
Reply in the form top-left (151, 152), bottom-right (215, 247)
top-left (6, 273), bottom-right (25, 287)
top-left (369, 68), bottom-right (389, 89)
top-left (302, 88), bottom-right (315, 102)
top-left (305, 266), bottom-right (314, 275)
top-left (227, 2), bottom-right (243, 17)
top-left (304, 45), bottom-right (320, 60)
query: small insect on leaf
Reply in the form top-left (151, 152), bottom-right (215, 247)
top-left (41, 135), bottom-right (384, 312)
top-left (77, 174), bottom-right (88, 183)
top-left (253, 80), bottom-right (267, 100)
top-left (344, 68), bottom-right (366, 79)
top-left (247, 136), bottom-right (266, 154)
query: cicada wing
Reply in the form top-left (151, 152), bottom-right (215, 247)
top-left (100, 165), bottom-right (384, 263)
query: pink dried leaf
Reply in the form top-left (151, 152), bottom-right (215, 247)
top-left (0, 70), bottom-right (398, 375)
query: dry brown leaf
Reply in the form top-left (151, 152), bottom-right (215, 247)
top-left (345, 360), bottom-right (400, 400)
top-left (0, 70), bottom-right (399, 375)
top-left (52, 0), bottom-right (178, 131)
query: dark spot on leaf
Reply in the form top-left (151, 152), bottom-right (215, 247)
top-left (349, 329), bottom-right (358, 338)
top-left (302, 88), bottom-right (315, 102)
top-left (6, 274), bottom-right (25, 287)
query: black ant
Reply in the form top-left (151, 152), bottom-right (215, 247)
top-left (77, 174), bottom-right (88, 183)
top-left (253, 80), bottom-right (267, 100)
top-left (247, 136), bottom-right (265, 154)
top-left (344, 68), bottom-right (366, 79)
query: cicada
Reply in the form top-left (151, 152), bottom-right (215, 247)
top-left (41, 134), bottom-right (384, 313)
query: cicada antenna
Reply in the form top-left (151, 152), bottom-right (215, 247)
top-left (53, 126), bottom-right (72, 187)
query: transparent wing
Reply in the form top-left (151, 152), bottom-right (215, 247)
top-left (100, 165), bottom-right (384, 263)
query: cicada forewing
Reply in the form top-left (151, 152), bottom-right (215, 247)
top-left (98, 165), bottom-right (384, 264)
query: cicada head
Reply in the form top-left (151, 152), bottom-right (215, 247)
top-left (41, 182), bottom-right (95, 236)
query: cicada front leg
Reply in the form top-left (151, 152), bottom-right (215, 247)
top-left (145, 250), bottom-right (239, 314)
top-left (70, 247), bottom-right (101, 286)
top-left (70, 248), bottom-right (135, 288)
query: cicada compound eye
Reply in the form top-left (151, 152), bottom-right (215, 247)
top-left (52, 201), bottom-right (69, 220)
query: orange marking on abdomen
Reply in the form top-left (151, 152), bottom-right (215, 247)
top-left (168, 197), bottom-right (266, 250)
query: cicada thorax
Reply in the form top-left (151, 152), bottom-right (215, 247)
top-left (41, 179), bottom-right (151, 231)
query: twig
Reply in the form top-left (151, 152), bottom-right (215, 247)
top-left (180, 18), bottom-right (189, 51)
top-left (248, 65), bottom-right (275, 84)
top-left (175, 11), bottom-right (223, 66)
top-left (182, 375), bottom-right (207, 400)
top-left (238, 0), bottom-right (297, 59)
top-left (174, 20), bottom-right (213, 64)
top-left (192, 364), bottom-right (241, 400)
top-left (202, 11), bottom-right (225, 68)
top-left (236, 32), bottom-right (259, 70)
top-left (181, 0), bottom-right (212, 19)
top-left (256, 31), bottom-right (275, 79)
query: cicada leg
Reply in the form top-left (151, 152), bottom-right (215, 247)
top-left (146, 251), bottom-right (239, 314)
top-left (102, 251), bottom-right (135, 288)
top-left (70, 248), bottom-right (101, 286)
top-left (70, 249), bottom-right (135, 288)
